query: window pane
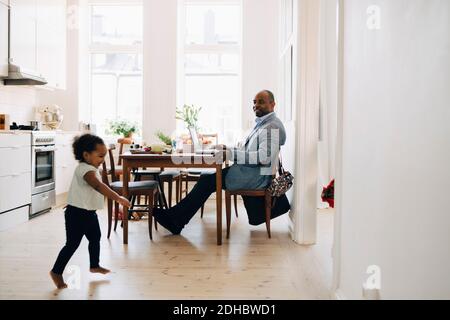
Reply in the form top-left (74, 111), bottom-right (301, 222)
top-left (185, 4), bottom-right (240, 45)
top-left (118, 76), bottom-right (142, 124)
top-left (185, 53), bottom-right (239, 74)
top-left (184, 75), bottom-right (241, 145)
top-left (91, 5), bottom-right (142, 46)
top-left (91, 53), bottom-right (143, 136)
top-left (91, 74), bottom-right (117, 135)
top-left (92, 53), bottom-right (142, 73)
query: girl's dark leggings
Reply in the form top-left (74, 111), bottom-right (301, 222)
top-left (51, 205), bottom-right (101, 275)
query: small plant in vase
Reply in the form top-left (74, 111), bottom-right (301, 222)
top-left (107, 119), bottom-right (139, 139)
top-left (175, 104), bottom-right (202, 131)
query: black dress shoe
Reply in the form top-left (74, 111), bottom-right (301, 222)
top-left (153, 209), bottom-right (183, 235)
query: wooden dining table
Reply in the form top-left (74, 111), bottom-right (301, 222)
top-left (119, 152), bottom-right (226, 245)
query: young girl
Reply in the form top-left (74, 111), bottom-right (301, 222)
top-left (50, 134), bottom-right (130, 289)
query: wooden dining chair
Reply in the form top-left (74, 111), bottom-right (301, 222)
top-left (105, 138), bottom-right (132, 181)
top-left (117, 137), bottom-right (133, 166)
top-left (102, 145), bottom-right (160, 240)
top-left (224, 158), bottom-right (280, 239)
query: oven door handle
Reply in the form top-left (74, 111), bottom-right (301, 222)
top-left (34, 147), bottom-right (56, 153)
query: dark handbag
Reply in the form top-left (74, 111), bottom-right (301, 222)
top-left (243, 193), bottom-right (291, 226)
top-left (267, 158), bottom-right (294, 197)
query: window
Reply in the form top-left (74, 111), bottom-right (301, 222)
top-left (178, 1), bottom-right (242, 145)
top-left (88, 3), bottom-right (143, 138)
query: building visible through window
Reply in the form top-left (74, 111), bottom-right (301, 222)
top-left (88, 4), bottom-right (143, 138)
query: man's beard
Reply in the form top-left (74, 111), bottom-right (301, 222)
top-left (256, 110), bottom-right (269, 117)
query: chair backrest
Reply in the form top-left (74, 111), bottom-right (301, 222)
top-left (118, 138), bottom-right (132, 165)
top-left (101, 161), bottom-right (111, 187)
top-left (107, 144), bottom-right (120, 182)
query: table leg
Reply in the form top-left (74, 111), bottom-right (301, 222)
top-left (123, 161), bottom-right (129, 244)
top-left (216, 164), bottom-right (222, 245)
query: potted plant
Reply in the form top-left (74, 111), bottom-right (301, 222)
top-left (175, 104), bottom-right (202, 130)
top-left (107, 119), bottom-right (138, 138)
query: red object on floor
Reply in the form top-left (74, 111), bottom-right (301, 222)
top-left (113, 207), bottom-right (124, 220)
top-left (321, 179), bottom-right (335, 208)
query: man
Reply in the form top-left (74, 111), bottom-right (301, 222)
top-left (153, 90), bottom-right (288, 234)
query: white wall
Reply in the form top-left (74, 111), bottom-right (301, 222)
top-left (289, 0), bottom-right (321, 244)
top-left (0, 85), bottom-right (37, 125)
top-left (241, 0), bottom-right (279, 132)
top-left (37, 0), bottom-right (79, 132)
top-left (335, 0), bottom-right (450, 299)
top-left (142, 0), bottom-right (178, 144)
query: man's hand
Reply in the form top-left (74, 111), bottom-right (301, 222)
top-left (116, 196), bottom-right (131, 208)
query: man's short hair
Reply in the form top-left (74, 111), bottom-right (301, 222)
top-left (264, 90), bottom-right (276, 103)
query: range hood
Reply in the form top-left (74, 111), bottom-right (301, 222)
top-left (3, 64), bottom-right (47, 86)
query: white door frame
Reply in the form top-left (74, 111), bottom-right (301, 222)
top-left (331, 0), bottom-right (344, 296)
top-left (290, 0), bottom-right (321, 245)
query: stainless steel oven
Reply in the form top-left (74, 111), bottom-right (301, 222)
top-left (31, 132), bottom-right (56, 217)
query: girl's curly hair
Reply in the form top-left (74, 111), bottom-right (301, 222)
top-left (72, 134), bottom-right (105, 162)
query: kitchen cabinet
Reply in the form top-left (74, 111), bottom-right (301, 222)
top-left (0, 2), bottom-right (8, 78)
top-left (0, 133), bottom-right (31, 216)
top-left (9, 0), bottom-right (66, 89)
top-left (55, 133), bottom-right (78, 196)
top-left (9, 0), bottom-right (37, 75)
top-left (36, 0), bottom-right (67, 89)
top-left (0, 172), bottom-right (32, 213)
top-left (0, 206), bottom-right (29, 232)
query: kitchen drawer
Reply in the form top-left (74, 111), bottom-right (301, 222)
top-left (56, 144), bottom-right (74, 166)
top-left (55, 165), bottom-right (73, 195)
top-left (0, 145), bottom-right (31, 177)
top-left (55, 166), bottom-right (64, 195)
top-left (0, 133), bottom-right (31, 148)
top-left (0, 205), bottom-right (29, 232)
top-left (55, 133), bottom-right (77, 147)
top-left (55, 159), bottom-right (76, 195)
top-left (0, 172), bottom-right (32, 213)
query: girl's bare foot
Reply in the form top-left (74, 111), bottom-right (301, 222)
top-left (90, 267), bottom-right (111, 274)
top-left (49, 271), bottom-right (68, 289)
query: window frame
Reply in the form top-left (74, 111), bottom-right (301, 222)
top-left (86, 0), bottom-right (144, 138)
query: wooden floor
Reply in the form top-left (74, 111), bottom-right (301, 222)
top-left (0, 199), bottom-right (334, 300)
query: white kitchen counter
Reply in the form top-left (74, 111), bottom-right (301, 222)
top-left (0, 130), bottom-right (32, 135)
top-left (0, 130), bottom-right (81, 135)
